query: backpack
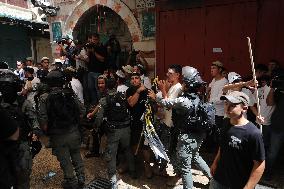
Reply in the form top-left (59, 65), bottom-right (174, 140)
top-left (174, 95), bottom-right (215, 133)
top-left (190, 101), bottom-right (216, 132)
top-left (104, 92), bottom-right (130, 125)
top-left (46, 88), bottom-right (80, 129)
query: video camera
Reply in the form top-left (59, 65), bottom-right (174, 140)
top-left (57, 38), bottom-right (68, 45)
top-left (271, 75), bottom-right (284, 91)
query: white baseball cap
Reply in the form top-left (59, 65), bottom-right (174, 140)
top-left (228, 72), bottom-right (242, 84)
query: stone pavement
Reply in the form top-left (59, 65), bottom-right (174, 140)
top-left (30, 147), bottom-right (284, 189)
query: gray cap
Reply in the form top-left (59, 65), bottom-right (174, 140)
top-left (220, 91), bottom-right (250, 106)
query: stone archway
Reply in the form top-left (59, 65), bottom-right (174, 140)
top-left (64, 0), bottom-right (142, 44)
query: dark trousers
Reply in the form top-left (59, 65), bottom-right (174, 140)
top-left (90, 129), bottom-right (102, 154)
top-left (203, 116), bottom-right (224, 153)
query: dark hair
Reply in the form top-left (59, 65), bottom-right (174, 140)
top-left (134, 64), bottom-right (146, 75)
top-left (258, 75), bottom-right (271, 83)
top-left (169, 64), bottom-right (182, 75)
top-left (128, 51), bottom-right (139, 66)
top-left (64, 69), bottom-right (76, 82)
top-left (106, 77), bottom-right (117, 90)
top-left (255, 64), bottom-right (268, 72)
top-left (24, 67), bottom-right (34, 75)
top-left (115, 74), bottom-right (126, 84)
top-left (89, 33), bottom-right (99, 39)
top-left (269, 59), bottom-right (280, 66)
top-left (131, 72), bottom-right (141, 77)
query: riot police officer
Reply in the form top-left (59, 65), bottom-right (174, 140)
top-left (95, 77), bottom-right (135, 189)
top-left (149, 66), bottom-right (212, 189)
top-left (38, 69), bottom-right (86, 189)
top-left (0, 69), bottom-right (40, 189)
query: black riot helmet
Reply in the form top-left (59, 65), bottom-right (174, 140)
top-left (45, 69), bottom-right (65, 87)
top-left (0, 69), bottom-right (23, 103)
top-left (182, 66), bottom-right (205, 91)
top-left (0, 61), bottom-right (9, 69)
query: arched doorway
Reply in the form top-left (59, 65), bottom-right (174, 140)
top-left (72, 5), bottom-right (133, 67)
top-left (64, 0), bottom-right (142, 46)
top-left (73, 5), bottom-right (132, 50)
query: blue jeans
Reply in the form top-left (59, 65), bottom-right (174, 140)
top-left (209, 178), bottom-right (230, 189)
top-left (265, 129), bottom-right (284, 175)
top-left (176, 133), bottom-right (211, 189)
top-left (88, 72), bottom-right (100, 105)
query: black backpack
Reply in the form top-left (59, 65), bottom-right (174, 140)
top-left (174, 95), bottom-right (215, 133)
top-left (46, 88), bottom-right (80, 129)
top-left (104, 92), bottom-right (130, 125)
top-left (191, 101), bottom-right (216, 132)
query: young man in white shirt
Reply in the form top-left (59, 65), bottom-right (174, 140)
top-left (207, 61), bottom-right (228, 149)
top-left (156, 64), bottom-right (182, 186)
top-left (65, 67), bottom-right (84, 104)
top-left (258, 75), bottom-right (275, 155)
top-left (115, 70), bottom-right (128, 93)
top-left (21, 67), bottom-right (40, 108)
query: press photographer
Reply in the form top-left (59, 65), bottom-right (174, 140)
top-left (58, 36), bottom-right (76, 68)
top-left (264, 69), bottom-right (284, 181)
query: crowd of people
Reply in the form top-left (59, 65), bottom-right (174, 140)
top-left (0, 32), bottom-right (284, 189)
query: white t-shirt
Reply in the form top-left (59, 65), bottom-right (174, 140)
top-left (14, 68), bottom-right (25, 80)
top-left (24, 77), bottom-right (40, 108)
top-left (258, 85), bottom-right (275, 125)
top-left (117, 84), bottom-right (129, 93)
top-left (70, 78), bottom-right (84, 104)
top-left (157, 82), bottom-right (182, 127)
top-left (209, 77), bottom-right (228, 116)
top-left (141, 74), bottom-right (151, 89)
top-left (76, 48), bottom-right (88, 69)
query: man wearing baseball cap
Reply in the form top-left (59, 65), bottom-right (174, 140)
top-left (207, 60), bottom-right (228, 151)
top-left (209, 91), bottom-right (265, 189)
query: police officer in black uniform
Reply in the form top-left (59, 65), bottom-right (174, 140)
top-left (149, 66), bottom-right (212, 189)
top-left (0, 69), bottom-right (40, 189)
top-left (38, 70), bottom-right (86, 189)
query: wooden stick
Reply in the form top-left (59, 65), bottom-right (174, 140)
top-left (247, 37), bottom-right (262, 133)
top-left (135, 130), bottom-right (144, 156)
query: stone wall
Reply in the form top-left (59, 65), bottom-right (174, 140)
top-left (49, 0), bottom-right (156, 75)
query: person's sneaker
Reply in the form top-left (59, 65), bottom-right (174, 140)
top-left (85, 152), bottom-right (100, 158)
